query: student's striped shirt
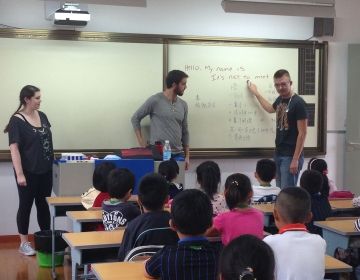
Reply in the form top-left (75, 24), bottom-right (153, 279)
top-left (145, 237), bottom-right (219, 280)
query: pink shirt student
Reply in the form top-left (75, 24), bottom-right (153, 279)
top-left (213, 207), bottom-right (264, 245)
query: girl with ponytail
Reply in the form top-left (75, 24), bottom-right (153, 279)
top-left (207, 173), bottom-right (264, 245)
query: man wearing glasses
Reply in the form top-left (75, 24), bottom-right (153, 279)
top-left (247, 69), bottom-right (307, 188)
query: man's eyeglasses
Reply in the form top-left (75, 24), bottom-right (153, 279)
top-left (274, 81), bottom-right (290, 88)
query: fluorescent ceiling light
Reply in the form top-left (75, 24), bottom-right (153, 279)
top-left (221, 0), bottom-right (336, 17)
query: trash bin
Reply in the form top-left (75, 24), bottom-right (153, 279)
top-left (34, 230), bottom-right (68, 267)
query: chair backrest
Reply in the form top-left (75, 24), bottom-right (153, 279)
top-left (124, 245), bottom-right (164, 262)
top-left (133, 227), bottom-right (178, 248)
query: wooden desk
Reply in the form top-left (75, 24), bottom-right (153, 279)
top-left (315, 219), bottom-right (360, 255)
top-left (47, 195), bottom-right (137, 207)
top-left (47, 196), bottom-right (84, 215)
top-left (47, 196), bottom-right (85, 278)
top-left (329, 199), bottom-right (354, 212)
top-left (52, 195), bottom-right (139, 231)
top-left (91, 255), bottom-right (352, 280)
top-left (252, 203), bottom-right (274, 214)
top-left (67, 210), bottom-right (103, 232)
top-left (325, 255), bottom-right (352, 274)
top-left (252, 204), bottom-right (274, 227)
top-left (63, 230), bottom-right (124, 280)
top-left (92, 262), bottom-right (146, 280)
top-left (68, 203), bottom-right (165, 233)
top-left (252, 199), bottom-right (355, 215)
top-left (250, 199), bottom-right (357, 228)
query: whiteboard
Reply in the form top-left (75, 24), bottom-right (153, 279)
top-left (168, 43), bottom-right (320, 150)
top-left (0, 37), bottom-right (163, 151)
top-left (0, 31), bottom-right (326, 158)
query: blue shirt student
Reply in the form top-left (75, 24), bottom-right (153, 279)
top-left (145, 236), bottom-right (219, 280)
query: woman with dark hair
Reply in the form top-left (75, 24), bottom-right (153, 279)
top-left (4, 85), bottom-right (53, 256)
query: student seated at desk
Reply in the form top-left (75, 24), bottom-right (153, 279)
top-left (252, 159), bottom-right (280, 202)
top-left (300, 170), bottom-right (332, 235)
top-left (219, 235), bottom-right (275, 280)
top-left (102, 168), bottom-right (141, 231)
top-left (308, 157), bottom-right (337, 197)
top-left (264, 187), bottom-right (326, 280)
top-left (81, 162), bottom-right (115, 209)
top-left (144, 189), bottom-right (219, 280)
top-left (196, 161), bottom-right (227, 216)
top-left (158, 159), bottom-right (183, 199)
top-left (207, 173), bottom-right (264, 245)
top-left (118, 173), bottom-right (178, 261)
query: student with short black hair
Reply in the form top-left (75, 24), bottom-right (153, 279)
top-left (264, 187), bottom-right (326, 280)
top-left (207, 173), bottom-right (264, 245)
top-left (252, 159), bottom-right (280, 202)
top-left (158, 159), bottom-right (183, 199)
top-left (117, 173), bottom-right (178, 260)
top-left (101, 168), bottom-right (140, 231)
top-left (300, 170), bottom-right (332, 235)
top-left (144, 189), bottom-right (219, 280)
top-left (196, 160), bottom-right (227, 215)
top-left (219, 235), bottom-right (275, 280)
top-left (81, 162), bottom-right (116, 209)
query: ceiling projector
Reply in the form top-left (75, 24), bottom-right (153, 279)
top-left (54, 3), bottom-right (90, 26)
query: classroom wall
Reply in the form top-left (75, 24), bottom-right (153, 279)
top-left (0, 0), bottom-right (356, 235)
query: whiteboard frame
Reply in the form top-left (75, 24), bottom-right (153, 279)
top-left (0, 28), bottom-right (327, 160)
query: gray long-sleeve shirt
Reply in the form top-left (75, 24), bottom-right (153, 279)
top-left (131, 92), bottom-right (189, 153)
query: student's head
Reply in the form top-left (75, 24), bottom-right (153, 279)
top-left (158, 159), bottom-right (179, 182)
top-left (4, 85), bottom-right (41, 133)
top-left (220, 235), bottom-right (275, 280)
top-left (196, 161), bottom-right (221, 200)
top-left (274, 187), bottom-right (312, 227)
top-left (224, 173), bottom-right (253, 210)
top-left (300, 170), bottom-right (323, 195)
top-left (171, 189), bottom-right (213, 236)
top-left (255, 159), bottom-right (276, 183)
top-left (308, 158), bottom-right (328, 174)
top-left (92, 162), bottom-right (116, 192)
top-left (307, 157), bottom-right (330, 197)
top-left (138, 173), bottom-right (169, 211)
top-left (165, 70), bottom-right (188, 89)
top-left (107, 168), bottom-right (135, 200)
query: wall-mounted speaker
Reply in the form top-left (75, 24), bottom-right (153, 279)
top-left (314, 17), bottom-right (334, 37)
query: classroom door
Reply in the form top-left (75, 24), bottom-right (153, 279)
top-left (344, 44), bottom-right (360, 194)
